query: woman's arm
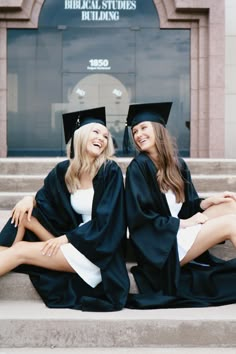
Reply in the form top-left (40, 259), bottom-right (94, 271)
top-left (179, 212), bottom-right (208, 228)
top-left (200, 191), bottom-right (236, 210)
top-left (125, 158), bottom-right (179, 269)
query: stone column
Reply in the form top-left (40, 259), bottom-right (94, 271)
top-left (0, 24), bottom-right (7, 157)
top-left (0, 0), bottom-right (44, 157)
top-left (154, 0), bottom-right (225, 157)
top-left (208, 2), bottom-right (225, 157)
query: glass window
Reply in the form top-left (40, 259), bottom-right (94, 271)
top-left (7, 0), bottom-right (190, 156)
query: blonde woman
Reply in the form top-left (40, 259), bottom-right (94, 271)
top-left (124, 102), bottom-right (236, 309)
top-left (0, 107), bottom-right (129, 311)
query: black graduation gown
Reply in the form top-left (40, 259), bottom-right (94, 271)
top-left (0, 159), bottom-right (129, 311)
top-left (125, 152), bottom-right (236, 309)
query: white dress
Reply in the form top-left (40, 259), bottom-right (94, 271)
top-left (60, 188), bottom-right (102, 288)
top-left (165, 190), bottom-right (202, 262)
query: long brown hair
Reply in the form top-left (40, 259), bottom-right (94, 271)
top-left (151, 122), bottom-right (185, 203)
top-left (65, 123), bottom-right (115, 193)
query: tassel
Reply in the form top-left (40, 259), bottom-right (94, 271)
top-left (70, 118), bottom-right (80, 159)
top-left (123, 124), bottom-right (131, 154)
top-left (70, 134), bottom-right (75, 159)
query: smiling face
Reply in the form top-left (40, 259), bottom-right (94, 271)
top-left (132, 121), bottom-right (157, 155)
top-left (86, 123), bottom-right (109, 159)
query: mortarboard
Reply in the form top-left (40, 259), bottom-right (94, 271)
top-left (62, 106), bottom-right (106, 158)
top-left (123, 102), bottom-right (172, 153)
top-left (126, 102), bottom-right (172, 128)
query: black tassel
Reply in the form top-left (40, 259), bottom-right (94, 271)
top-left (70, 118), bottom-right (80, 159)
top-left (70, 134), bottom-right (75, 159)
top-left (123, 124), bottom-right (131, 154)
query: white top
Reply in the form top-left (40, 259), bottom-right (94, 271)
top-left (165, 189), bottom-right (182, 217)
top-left (70, 187), bottom-right (94, 223)
top-left (60, 187), bottom-right (102, 288)
top-left (165, 189), bottom-right (202, 262)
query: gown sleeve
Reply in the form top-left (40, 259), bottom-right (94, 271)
top-left (125, 158), bottom-right (180, 270)
top-left (65, 160), bottom-right (127, 270)
top-left (178, 158), bottom-right (204, 218)
top-left (33, 160), bottom-right (80, 236)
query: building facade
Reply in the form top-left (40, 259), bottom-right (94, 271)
top-left (225, 0), bottom-right (236, 158)
top-left (0, 0), bottom-right (227, 158)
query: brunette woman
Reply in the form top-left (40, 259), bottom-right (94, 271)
top-left (125, 102), bottom-right (236, 309)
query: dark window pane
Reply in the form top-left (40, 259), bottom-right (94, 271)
top-left (7, 0), bottom-right (190, 156)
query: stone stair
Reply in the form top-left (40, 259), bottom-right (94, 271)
top-left (0, 157), bottom-right (65, 209)
top-left (1, 157), bottom-right (236, 209)
top-left (1, 350), bottom-right (236, 354)
top-left (1, 157), bottom-right (236, 351)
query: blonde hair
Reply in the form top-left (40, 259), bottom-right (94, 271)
top-left (65, 123), bottom-right (115, 193)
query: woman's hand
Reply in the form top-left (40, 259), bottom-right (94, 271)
top-left (200, 191), bottom-right (236, 210)
top-left (11, 196), bottom-right (35, 227)
top-left (221, 191), bottom-right (236, 201)
top-left (41, 235), bottom-right (68, 257)
top-left (180, 212), bottom-right (208, 229)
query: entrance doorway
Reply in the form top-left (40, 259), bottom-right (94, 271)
top-left (7, 0), bottom-right (190, 156)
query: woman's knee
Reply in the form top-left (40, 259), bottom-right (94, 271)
top-left (221, 214), bottom-right (236, 236)
top-left (222, 198), bottom-right (236, 214)
top-left (20, 214), bottom-right (32, 228)
top-left (204, 199), bottom-right (236, 220)
top-left (11, 241), bottom-right (29, 262)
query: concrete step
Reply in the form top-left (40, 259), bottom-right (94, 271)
top-left (1, 158), bottom-right (236, 209)
top-left (0, 157), bottom-right (129, 175)
top-left (0, 268), bottom-right (138, 301)
top-left (1, 157), bottom-right (236, 175)
top-left (193, 175), bottom-right (236, 193)
top-left (185, 158), bottom-right (236, 175)
top-left (0, 175), bottom-right (44, 192)
top-left (0, 192), bottom-right (35, 210)
top-left (0, 158), bottom-right (65, 175)
top-left (1, 174), bottom-right (236, 193)
top-left (0, 273), bottom-right (41, 301)
top-left (1, 349), bottom-right (236, 354)
top-left (0, 191), bottom-right (220, 210)
top-left (0, 301), bottom-right (236, 348)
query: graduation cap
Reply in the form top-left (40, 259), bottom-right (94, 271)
top-left (123, 102), bottom-right (172, 153)
top-left (62, 106), bottom-right (106, 158)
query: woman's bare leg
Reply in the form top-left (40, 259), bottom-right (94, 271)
top-left (0, 246), bottom-right (8, 251)
top-left (14, 215), bottom-right (54, 244)
top-left (180, 214), bottom-right (236, 266)
top-left (0, 240), bottom-right (75, 276)
top-left (203, 198), bottom-right (236, 220)
top-left (14, 223), bottom-right (26, 243)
